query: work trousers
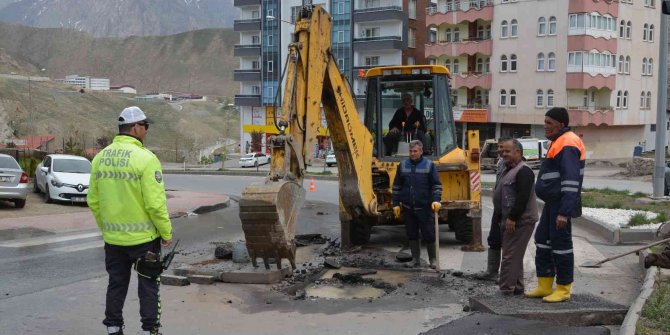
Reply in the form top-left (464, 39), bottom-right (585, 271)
top-left (103, 239), bottom-right (162, 332)
top-left (404, 207), bottom-right (435, 243)
top-left (499, 222), bottom-right (534, 292)
top-left (486, 216), bottom-right (502, 250)
top-left (383, 130), bottom-right (425, 156)
top-left (534, 203), bottom-right (574, 285)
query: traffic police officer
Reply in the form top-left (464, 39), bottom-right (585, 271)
top-left (392, 140), bottom-right (442, 268)
top-left (526, 107), bottom-right (585, 303)
top-left (88, 106), bottom-right (173, 335)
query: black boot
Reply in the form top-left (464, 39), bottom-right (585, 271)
top-left (408, 240), bottom-right (421, 267)
top-left (426, 242), bottom-right (437, 269)
top-left (474, 248), bottom-right (501, 280)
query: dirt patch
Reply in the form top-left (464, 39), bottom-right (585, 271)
top-left (0, 191), bottom-right (88, 220)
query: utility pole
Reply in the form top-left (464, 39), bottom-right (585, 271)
top-left (653, 2), bottom-right (670, 198)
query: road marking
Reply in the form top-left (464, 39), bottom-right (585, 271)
top-left (0, 232), bottom-right (101, 248)
top-left (51, 240), bottom-right (103, 253)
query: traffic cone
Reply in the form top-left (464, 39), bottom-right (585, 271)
top-left (309, 177), bottom-right (316, 192)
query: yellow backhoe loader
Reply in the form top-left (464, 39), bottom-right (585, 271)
top-left (238, 4), bottom-right (483, 270)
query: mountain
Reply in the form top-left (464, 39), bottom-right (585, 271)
top-left (0, 23), bottom-right (237, 97)
top-left (0, 0), bottom-right (239, 37)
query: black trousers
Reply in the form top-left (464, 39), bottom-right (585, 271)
top-left (486, 216), bottom-right (502, 250)
top-left (404, 207), bottom-right (434, 243)
top-left (103, 239), bottom-right (162, 331)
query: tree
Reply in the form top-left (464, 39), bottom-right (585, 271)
top-left (64, 128), bottom-right (84, 156)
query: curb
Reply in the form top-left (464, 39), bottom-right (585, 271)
top-left (620, 263), bottom-right (658, 335)
top-left (164, 170), bottom-right (340, 181)
top-left (168, 197), bottom-right (230, 219)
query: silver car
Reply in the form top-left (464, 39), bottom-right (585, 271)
top-left (0, 153), bottom-right (29, 208)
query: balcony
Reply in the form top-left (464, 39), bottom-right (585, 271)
top-left (566, 106), bottom-right (614, 126)
top-left (354, 0), bottom-right (405, 22)
top-left (233, 18), bottom-right (261, 32)
top-left (234, 69), bottom-right (261, 82)
top-left (426, 0), bottom-right (492, 26)
top-left (566, 73), bottom-right (615, 90)
top-left (234, 0), bottom-right (260, 6)
top-left (234, 94), bottom-right (262, 107)
top-left (567, 35), bottom-right (617, 54)
top-left (353, 36), bottom-right (405, 51)
top-left (234, 44), bottom-right (261, 57)
top-left (568, 0), bottom-right (618, 17)
top-left (451, 72), bottom-right (491, 89)
top-left (425, 39), bottom-right (492, 58)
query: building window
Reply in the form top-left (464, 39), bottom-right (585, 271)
top-left (536, 89), bottom-right (544, 107)
top-left (267, 60), bottom-right (273, 72)
top-left (337, 30), bottom-right (345, 43)
top-left (642, 58), bottom-right (648, 75)
top-left (365, 56), bottom-right (379, 66)
top-left (429, 29), bottom-right (437, 43)
top-left (501, 20), bottom-right (509, 38)
top-left (408, 28), bottom-right (416, 48)
top-left (476, 58), bottom-right (484, 73)
top-left (252, 60), bottom-right (260, 69)
top-left (267, 7), bottom-right (274, 17)
top-left (445, 28), bottom-right (452, 42)
top-left (641, 91), bottom-right (647, 108)
top-left (619, 20), bottom-right (625, 38)
top-left (267, 34), bottom-right (273, 46)
top-left (616, 90), bottom-right (622, 108)
top-left (618, 55), bottom-right (624, 73)
top-left (452, 59), bottom-right (460, 74)
top-left (364, 27), bottom-right (380, 37)
top-left (478, 25), bottom-right (485, 39)
top-left (549, 17), bottom-right (557, 35)
top-left (511, 19), bottom-right (518, 37)
top-left (429, 58), bottom-right (437, 65)
top-left (648, 58), bottom-right (653, 76)
top-left (252, 35), bottom-right (260, 44)
top-left (485, 58), bottom-right (490, 73)
top-left (500, 55), bottom-right (508, 72)
top-left (646, 91), bottom-right (652, 109)
top-left (453, 28), bottom-right (460, 42)
top-left (538, 17), bottom-right (546, 36)
top-left (407, 56), bottom-right (416, 65)
top-left (509, 54), bottom-right (517, 72)
top-left (338, 58), bottom-right (345, 71)
top-left (643, 23), bottom-right (649, 41)
top-left (547, 89), bottom-right (555, 107)
top-left (649, 24), bottom-right (655, 42)
top-left (509, 89), bottom-right (517, 106)
top-left (537, 53), bottom-right (545, 71)
top-left (252, 86), bottom-right (261, 95)
top-left (547, 52), bottom-right (556, 71)
top-left (623, 91), bottom-right (629, 109)
top-left (625, 56), bottom-right (631, 74)
top-left (445, 59), bottom-right (452, 70)
top-left (486, 25), bottom-right (492, 39)
top-left (409, 0), bottom-right (416, 19)
top-left (500, 89), bottom-right (507, 106)
top-left (626, 21), bottom-right (632, 39)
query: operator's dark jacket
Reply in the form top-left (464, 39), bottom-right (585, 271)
top-left (392, 156), bottom-right (442, 209)
top-left (388, 107), bottom-right (427, 133)
top-left (535, 128), bottom-right (585, 217)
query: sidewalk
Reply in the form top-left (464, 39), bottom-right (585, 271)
top-left (0, 191), bottom-right (230, 233)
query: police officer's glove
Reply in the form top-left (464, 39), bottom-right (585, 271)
top-left (393, 206), bottom-right (401, 219)
top-left (431, 202), bottom-right (441, 213)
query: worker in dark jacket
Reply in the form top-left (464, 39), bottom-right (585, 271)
top-left (494, 139), bottom-right (538, 294)
top-left (475, 137), bottom-right (511, 281)
top-left (392, 140), bottom-right (442, 268)
top-left (526, 107), bottom-right (585, 303)
top-left (384, 93), bottom-right (427, 156)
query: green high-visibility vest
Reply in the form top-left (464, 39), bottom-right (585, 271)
top-left (88, 135), bottom-right (172, 246)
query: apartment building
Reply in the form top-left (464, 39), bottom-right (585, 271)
top-left (61, 75), bottom-right (111, 91)
top-left (233, 0), bottom-right (426, 154)
top-left (426, 0), bottom-right (661, 159)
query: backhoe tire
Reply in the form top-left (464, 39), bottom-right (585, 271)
top-left (350, 219), bottom-right (371, 245)
top-left (450, 210), bottom-right (473, 244)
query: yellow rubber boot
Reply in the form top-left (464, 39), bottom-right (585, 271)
top-left (525, 277), bottom-right (554, 298)
top-left (543, 283), bottom-right (572, 303)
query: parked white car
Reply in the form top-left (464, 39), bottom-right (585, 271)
top-left (34, 154), bottom-right (91, 203)
top-left (0, 153), bottom-right (29, 208)
top-left (238, 152), bottom-right (270, 168)
top-left (325, 152), bottom-right (337, 167)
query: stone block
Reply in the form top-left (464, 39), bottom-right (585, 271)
top-left (161, 274), bottom-right (190, 286)
top-left (219, 267), bottom-right (292, 284)
top-left (188, 275), bottom-right (217, 285)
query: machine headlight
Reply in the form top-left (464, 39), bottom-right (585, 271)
top-left (51, 178), bottom-right (64, 187)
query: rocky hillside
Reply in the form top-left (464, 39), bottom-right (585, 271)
top-left (0, 23), bottom-right (238, 96)
top-left (0, 0), bottom-right (238, 37)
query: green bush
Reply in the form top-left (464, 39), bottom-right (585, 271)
top-left (18, 157), bottom-right (40, 177)
top-left (639, 279), bottom-right (670, 333)
top-left (629, 213), bottom-right (650, 226)
top-left (653, 212), bottom-right (668, 224)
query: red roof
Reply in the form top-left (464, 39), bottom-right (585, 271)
top-left (7, 135), bottom-right (56, 150)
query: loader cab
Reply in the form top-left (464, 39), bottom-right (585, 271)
top-left (363, 65), bottom-right (457, 161)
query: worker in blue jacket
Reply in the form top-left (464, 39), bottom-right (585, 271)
top-left (526, 107), bottom-right (585, 303)
top-left (392, 140), bottom-right (442, 268)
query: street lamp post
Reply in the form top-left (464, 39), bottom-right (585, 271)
top-left (653, 3), bottom-right (670, 198)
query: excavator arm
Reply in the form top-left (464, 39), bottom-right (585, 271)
top-left (239, 5), bottom-right (377, 270)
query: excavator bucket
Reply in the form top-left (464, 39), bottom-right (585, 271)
top-left (239, 180), bottom-right (305, 270)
